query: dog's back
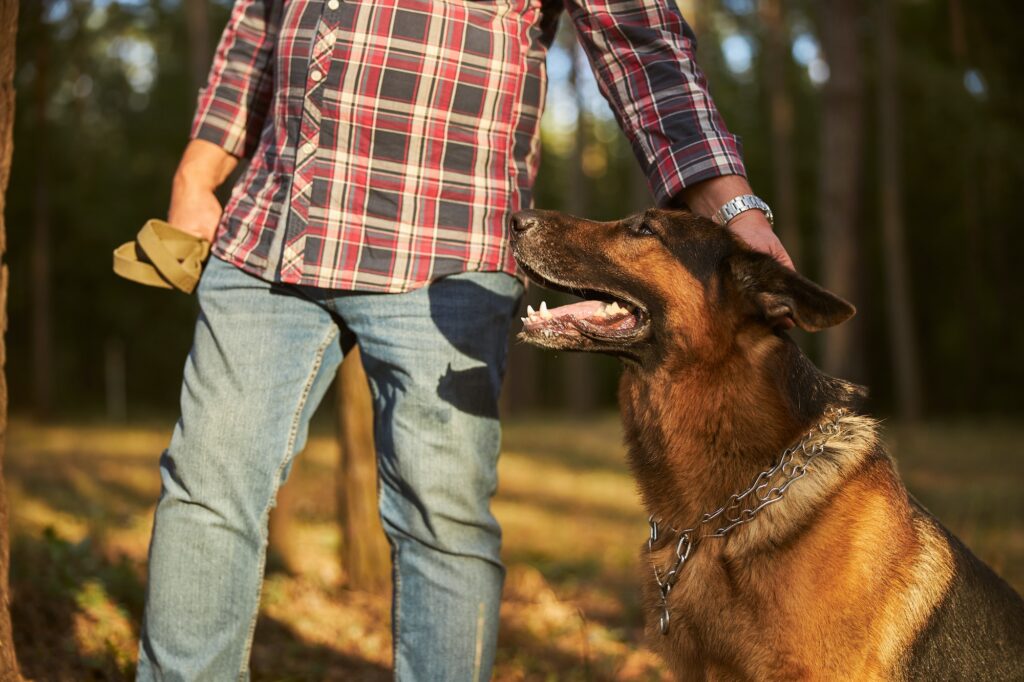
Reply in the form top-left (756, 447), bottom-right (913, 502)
top-left (903, 507), bottom-right (1024, 680)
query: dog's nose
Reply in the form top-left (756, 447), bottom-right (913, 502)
top-left (509, 210), bottom-right (542, 234)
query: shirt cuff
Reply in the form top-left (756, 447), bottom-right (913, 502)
top-left (648, 132), bottom-right (747, 206)
top-left (189, 95), bottom-right (252, 159)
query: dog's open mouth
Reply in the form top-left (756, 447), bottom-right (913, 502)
top-left (511, 229), bottom-right (651, 349)
top-left (514, 257), bottom-right (651, 345)
top-left (521, 297), bottom-right (645, 340)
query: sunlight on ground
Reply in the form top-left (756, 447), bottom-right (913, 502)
top-left (5, 415), bottom-right (1022, 680)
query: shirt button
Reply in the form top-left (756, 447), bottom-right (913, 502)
top-left (327, 0), bottom-right (339, 9)
top-left (324, 33), bottom-right (336, 46)
top-left (310, 69), bottom-right (324, 82)
top-left (300, 142), bottom-right (315, 156)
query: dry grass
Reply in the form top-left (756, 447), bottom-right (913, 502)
top-left (5, 414), bottom-right (1023, 680)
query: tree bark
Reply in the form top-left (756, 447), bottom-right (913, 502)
top-left (335, 347), bottom-right (389, 591)
top-left (760, 0), bottom-right (802, 266)
top-left (0, 0), bottom-right (25, 677)
top-left (877, 0), bottom-right (923, 419)
top-left (818, 0), bottom-right (867, 382)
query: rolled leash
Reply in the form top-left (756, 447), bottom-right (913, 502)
top-left (113, 219), bottom-right (211, 294)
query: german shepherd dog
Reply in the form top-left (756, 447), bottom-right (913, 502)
top-left (508, 208), bottom-right (1024, 680)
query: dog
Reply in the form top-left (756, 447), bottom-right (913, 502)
top-left (509, 207), bottom-right (1024, 680)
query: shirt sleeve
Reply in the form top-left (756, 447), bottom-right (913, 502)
top-left (564, 0), bottom-right (746, 205)
top-left (190, 0), bottom-right (282, 159)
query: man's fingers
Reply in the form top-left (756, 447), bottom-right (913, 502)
top-left (772, 244), bottom-right (796, 271)
top-left (727, 221), bottom-right (797, 272)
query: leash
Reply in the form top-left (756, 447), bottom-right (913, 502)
top-left (647, 408), bottom-right (847, 635)
top-left (113, 219), bottom-right (210, 294)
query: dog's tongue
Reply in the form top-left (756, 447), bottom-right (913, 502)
top-left (541, 300), bottom-right (606, 319)
top-left (521, 299), bottom-right (636, 334)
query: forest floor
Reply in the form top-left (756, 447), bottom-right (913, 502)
top-left (6, 414), bottom-right (1023, 681)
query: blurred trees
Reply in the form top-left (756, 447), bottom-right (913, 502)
top-left (760, 0), bottom-right (800, 265)
top-left (5, 0), bottom-right (1024, 419)
top-left (877, 0), bottom-right (922, 419)
top-left (817, 0), bottom-right (867, 384)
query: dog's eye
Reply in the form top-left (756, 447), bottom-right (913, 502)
top-left (629, 221), bottom-right (657, 237)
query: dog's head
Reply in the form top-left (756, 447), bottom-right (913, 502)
top-left (509, 208), bottom-right (854, 366)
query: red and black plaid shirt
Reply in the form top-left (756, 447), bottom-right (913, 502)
top-left (193, 0), bottom-right (745, 292)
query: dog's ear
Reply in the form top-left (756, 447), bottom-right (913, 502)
top-left (729, 251), bottom-right (855, 332)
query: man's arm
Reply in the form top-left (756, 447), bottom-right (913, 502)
top-left (170, 0), bottom-right (281, 241)
top-left (564, 0), bottom-right (793, 268)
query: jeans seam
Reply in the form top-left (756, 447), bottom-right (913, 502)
top-left (391, 540), bottom-right (403, 680)
top-left (235, 324), bottom-right (339, 680)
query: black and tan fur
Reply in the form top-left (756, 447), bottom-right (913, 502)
top-left (509, 208), bottom-right (1024, 681)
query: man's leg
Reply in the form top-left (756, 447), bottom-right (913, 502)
top-left (335, 272), bottom-right (523, 682)
top-left (136, 256), bottom-right (343, 681)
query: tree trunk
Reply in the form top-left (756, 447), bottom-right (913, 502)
top-left (818, 0), bottom-right (867, 382)
top-left (948, 0), bottom-right (982, 407)
top-left (335, 347), bottom-right (389, 591)
top-left (0, 0), bottom-right (25, 677)
top-left (674, 0), bottom-right (701, 35)
top-left (877, 0), bottom-right (923, 419)
top-left (562, 39), bottom-right (598, 416)
top-left (760, 0), bottom-right (801, 266)
top-left (183, 0), bottom-right (213, 94)
top-left (500, 318), bottom-right (539, 417)
top-left (30, 3), bottom-right (52, 419)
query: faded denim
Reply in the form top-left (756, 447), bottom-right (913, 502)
top-left (136, 255), bottom-right (523, 681)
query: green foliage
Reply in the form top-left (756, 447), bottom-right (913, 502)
top-left (6, 0), bottom-right (1024, 416)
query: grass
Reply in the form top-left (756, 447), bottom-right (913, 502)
top-left (5, 414), bottom-right (1023, 680)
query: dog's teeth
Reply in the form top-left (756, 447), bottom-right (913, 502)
top-left (539, 301), bottom-right (553, 319)
top-left (527, 305), bottom-right (537, 318)
top-left (608, 301), bottom-right (621, 314)
top-left (521, 317), bottom-right (529, 324)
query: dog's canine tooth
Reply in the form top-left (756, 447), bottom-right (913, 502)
top-left (540, 301), bottom-right (553, 319)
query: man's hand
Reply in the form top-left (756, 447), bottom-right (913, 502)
top-left (169, 175), bottom-right (224, 242)
top-left (726, 210), bottom-right (794, 270)
top-left (679, 174), bottom-right (795, 270)
top-left (168, 139), bottom-right (239, 242)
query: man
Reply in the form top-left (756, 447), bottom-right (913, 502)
top-left (136, 0), bottom-right (791, 679)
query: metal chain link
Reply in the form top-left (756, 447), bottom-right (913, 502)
top-left (647, 408), bottom-right (846, 635)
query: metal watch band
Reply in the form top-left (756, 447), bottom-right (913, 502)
top-left (713, 194), bottom-right (774, 227)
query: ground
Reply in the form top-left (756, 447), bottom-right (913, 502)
top-left (5, 414), bottom-right (1023, 681)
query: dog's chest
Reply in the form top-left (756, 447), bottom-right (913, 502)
top-left (642, 546), bottom-right (834, 680)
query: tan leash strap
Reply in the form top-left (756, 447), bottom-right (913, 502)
top-left (113, 219), bottom-right (210, 294)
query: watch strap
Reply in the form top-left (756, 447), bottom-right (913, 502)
top-left (713, 194), bottom-right (774, 227)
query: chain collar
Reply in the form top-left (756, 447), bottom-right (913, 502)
top-left (647, 408), bottom-right (847, 635)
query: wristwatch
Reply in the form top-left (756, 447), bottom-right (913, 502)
top-left (713, 194), bottom-right (774, 227)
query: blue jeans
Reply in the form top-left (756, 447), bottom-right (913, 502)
top-left (136, 255), bottom-right (523, 681)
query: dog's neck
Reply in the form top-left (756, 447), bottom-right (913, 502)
top-left (619, 333), bottom-right (861, 528)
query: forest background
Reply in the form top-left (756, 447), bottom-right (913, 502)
top-left (2, 0), bottom-right (1023, 679)
top-left (8, 0), bottom-right (1024, 421)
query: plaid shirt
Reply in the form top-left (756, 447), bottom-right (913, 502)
top-left (193, 0), bottom-right (745, 292)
